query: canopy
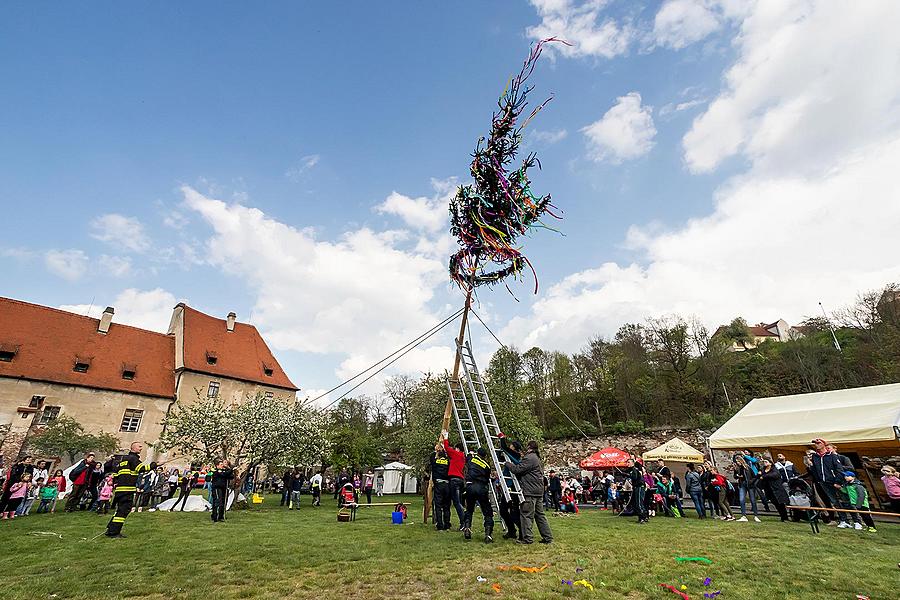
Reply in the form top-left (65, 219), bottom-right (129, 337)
top-left (709, 383), bottom-right (900, 449)
top-left (579, 447), bottom-right (631, 470)
top-left (374, 462), bottom-right (417, 494)
top-left (642, 438), bottom-right (705, 462)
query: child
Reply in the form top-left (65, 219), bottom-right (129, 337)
top-left (2, 473), bottom-right (31, 519)
top-left (17, 476), bottom-right (42, 516)
top-left (607, 482), bottom-right (620, 512)
top-left (36, 479), bottom-right (58, 514)
top-left (96, 475), bottom-right (114, 514)
top-left (839, 471), bottom-right (877, 532)
top-left (560, 486), bottom-right (579, 514)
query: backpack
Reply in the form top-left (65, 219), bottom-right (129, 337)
top-left (68, 460), bottom-right (87, 483)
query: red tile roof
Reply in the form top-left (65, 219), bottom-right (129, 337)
top-left (0, 297), bottom-right (175, 398)
top-left (181, 305), bottom-right (297, 391)
top-left (749, 326), bottom-right (778, 337)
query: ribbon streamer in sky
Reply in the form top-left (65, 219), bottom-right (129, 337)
top-left (449, 37), bottom-right (567, 293)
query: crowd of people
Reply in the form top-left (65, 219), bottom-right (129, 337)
top-left (0, 445), bottom-right (237, 531)
top-left (3, 434), bottom-right (898, 541)
top-left (539, 438), bottom-right (899, 533)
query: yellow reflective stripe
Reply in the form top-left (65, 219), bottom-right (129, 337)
top-left (471, 457), bottom-right (489, 469)
top-left (117, 469), bottom-right (136, 475)
top-left (115, 486), bottom-right (136, 492)
top-left (111, 517), bottom-right (126, 523)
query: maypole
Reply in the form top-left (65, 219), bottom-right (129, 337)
top-left (424, 37), bottom-right (566, 525)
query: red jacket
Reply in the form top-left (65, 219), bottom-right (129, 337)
top-left (442, 438), bottom-right (466, 479)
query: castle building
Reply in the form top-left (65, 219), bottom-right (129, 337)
top-left (0, 297), bottom-right (297, 467)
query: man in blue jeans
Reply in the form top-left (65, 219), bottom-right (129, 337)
top-left (685, 463), bottom-right (705, 519)
top-left (810, 438), bottom-right (849, 526)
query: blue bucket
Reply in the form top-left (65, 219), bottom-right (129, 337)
top-left (391, 511), bottom-right (403, 524)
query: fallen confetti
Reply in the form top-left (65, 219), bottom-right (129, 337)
top-left (675, 557), bottom-right (713, 565)
top-left (659, 583), bottom-right (690, 599)
top-left (477, 576), bottom-right (487, 583)
top-left (573, 580), bottom-right (594, 591)
top-left (491, 583), bottom-right (502, 594)
top-left (703, 592), bottom-right (721, 599)
top-left (561, 579), bottom-right (574, 586)
top-left (703, 578), bottom-right (712, 587)
top-left (681, 585), bottom-right (688, 591)
top-left (497, 563), bottom-right (550, 573)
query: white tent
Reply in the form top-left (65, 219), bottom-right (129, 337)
top-left (709, 383), bottom-right (900, 450)
top-left (375, 462), bottom-right (417, 494)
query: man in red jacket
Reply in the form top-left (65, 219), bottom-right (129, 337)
top-left (441, 431), bottom-right (467, 530)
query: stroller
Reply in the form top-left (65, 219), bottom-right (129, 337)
top-left (787, 477), bottom-right (815, 529)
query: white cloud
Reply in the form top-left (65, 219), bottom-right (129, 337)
top-left (659, 98), bottom-right (706, 117)
top-left (527, 0), bottom-right (633, 59)
top-left (683, 1), bottom-right (900, 174)
top-left (285, 154), bottom-right (321, 181)
top-left (181, 186), bottom-right (458, 385)
top-left (90, 214), bottom-right (150, 253)
top-left (375, 178), bottom-right (454, 234)
top-left (59, 288), bottom-right (181, 333)
top-left (503, 137), bottom-right (900, 350)
top-left (532, 128), bottom-right (569, 144)
top-left (581, 92), bottom-right (656, 163)
top-left (98, 255), bottom-right (132, 278)
top-left (44, 249), bottom-right (89, 281)
top-left (653, 0), bottom-right (722, 49)
top-left (505, 1), bottom-right (900, 352)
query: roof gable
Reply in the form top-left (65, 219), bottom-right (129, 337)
top-left (0, 297), bottom-right (175, 398)
top-left (180, 306), bottom-right (297, 391)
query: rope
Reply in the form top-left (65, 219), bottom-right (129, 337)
top-left (317, 310), bottom-right (463, 411)
top-left (469, 310), bottom-right (590, 441)
top-left (471, 309), bottom-right (506, 348)
top-left (303, 308), bottom-right (464, 407)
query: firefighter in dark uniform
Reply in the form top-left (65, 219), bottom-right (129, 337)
top-left (463, 446), bottom-right (494, 543)
top-left (105, 441), bottom-right (153, 538)
top-left (430, 443), bottom-right (452, 531)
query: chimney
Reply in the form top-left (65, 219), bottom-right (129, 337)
top-left (98, 307), bottom-right (114, 334)
top-left (226, 312), bottom-right (236, 332)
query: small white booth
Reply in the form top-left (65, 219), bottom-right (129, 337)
top-left (375, 461), bottom-right (417, 494)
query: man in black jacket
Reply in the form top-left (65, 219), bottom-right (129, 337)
top-left (626, 458), bottom-right (648, 524)
top-left (463, 447), bottom-right (494, 543)
top-left (810, 438), bottom-right (847, 525)
top-left (429, 444), bottom-right (451, 531)
top-left (548, 470), bottom-right (562, 511)
top-left (209, 459), bottom-right (234, 522)
top-left (497, 433), bottom-right (523, 540)
top-left (105, 442), bottom-right (153, 538)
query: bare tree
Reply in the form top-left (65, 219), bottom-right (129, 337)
top-left (383, 374), bottom-right (417, 427)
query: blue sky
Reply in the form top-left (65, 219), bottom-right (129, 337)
top-left (3, 1), bottom-right (900, 403)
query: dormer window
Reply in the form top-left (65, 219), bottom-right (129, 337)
top-left (262, 362), bottom-right (274, 377)
top-left (206, 351), bottom-right (218, 365)
top-left (122, 364), bottom-right (137, 380)
top-left (0, 343), bottom-right (17, 362)
top-left (73, 355), bottom-right (91, 373)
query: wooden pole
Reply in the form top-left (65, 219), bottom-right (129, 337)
top-left (424, 289), bottom-right (473, 525)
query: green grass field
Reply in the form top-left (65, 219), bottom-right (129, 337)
top-left (0, 494), bottom-right (898, 599)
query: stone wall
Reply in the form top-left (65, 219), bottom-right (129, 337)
top-left (543, 428), bottom-right (716, 473)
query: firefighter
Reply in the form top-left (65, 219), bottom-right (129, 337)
top-left (105, 441), bottom-right (153, 538)
top-left (430, 443), bottom-right (452, 531)
top-left (463, 446), bottom-right (494, 543)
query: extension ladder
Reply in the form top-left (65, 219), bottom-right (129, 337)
top-left (456, 340), bottom-right (525, 507)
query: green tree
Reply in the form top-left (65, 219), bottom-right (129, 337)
top-left (398, 374), bottom-right (446, 473)
top-left (29, 415), bottom-right (120, 462)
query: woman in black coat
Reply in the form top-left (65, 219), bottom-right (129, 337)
top-left (758, 459), bottom-right (790, 521)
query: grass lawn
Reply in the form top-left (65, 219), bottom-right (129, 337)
top-left (1, 493), bottom-right (898, 599)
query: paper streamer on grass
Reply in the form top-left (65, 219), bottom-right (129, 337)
top-left (497, 563), bottom-right (549, 573)
top-left (659, 584), bottom-right (691, 599)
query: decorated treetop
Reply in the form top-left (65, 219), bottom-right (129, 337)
top-left (449, 38), bottom-right (566, 294)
